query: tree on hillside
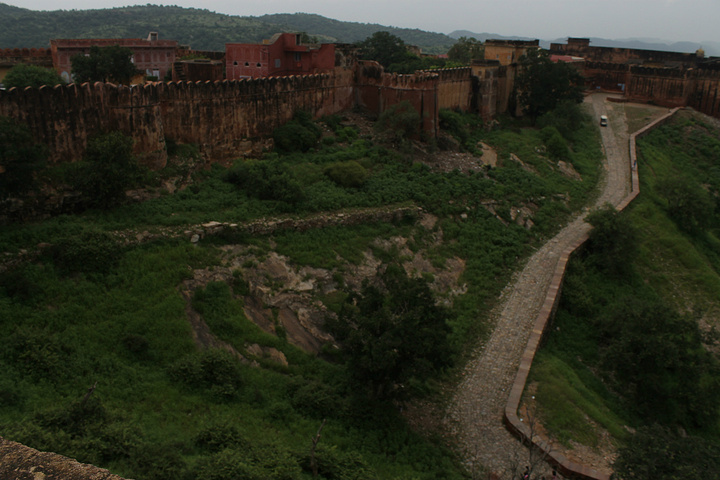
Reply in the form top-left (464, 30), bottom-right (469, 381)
top-left (3, 64), bottom-right (65, 89)
top-left (358, 32), bottom-right (414, 70)
top-left (71, 45), bottom-right (139, 84)
top-left (599, 297), bottom-right (720, 427)
top-left (658, 175), bottom-right (714, 233)
top-left (586, 204), bottom-right (638, 277)
top-left (614, 424), bottom-right (720, 480)
top-left (447, 37), bottom-right (484, 64)
top-left (327, 264), bottom-right (454, 400)
top-left (73, 131), bottom-right (141, 209)
top-left (515, 49), bottom-right (583, 122)
top-left (0, 116), bottom-right (46, 199)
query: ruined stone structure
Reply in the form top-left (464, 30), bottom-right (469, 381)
top-left (226, 33), bottom-right (335, 80)
top-left (50, 32), bottom-right (178, 83)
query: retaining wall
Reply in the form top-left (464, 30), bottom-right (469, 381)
top-left (502, 107), bottom-right (682, 480)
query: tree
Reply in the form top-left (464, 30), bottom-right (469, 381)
top-left (328, 264), bottom-right (454, 399)
top-left (71, 45), bottom-right (139, 84)
top-left (585, 204), bottom-right (637, 276)
top-left (658, 175), bottom-right (714, 233)
top-left (447, 37), bottom-right (484, 64)
top-left (515, 49), bottom-right (583, 122)
top-left (599, 297), bottom-right (720, 427)
top-left (3, 64), bottom-right (65, 89)
top-left (614, 424), bottom-right (720, 480)
top-left (73, 131), bottom-right (140, 208)
top-left (358, 32), bottom-right (413, 70)
top-left (0, 116), bottom-right (46, 199)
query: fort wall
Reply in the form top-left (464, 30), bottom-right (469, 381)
top-left (0, 68), bottom-right (358, 168)
top-left (435, 67), bottom-right (473, 112)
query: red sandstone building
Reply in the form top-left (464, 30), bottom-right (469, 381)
top-left (226, 33), bottom-right (335, 80)
top-left (50, 32), bottom-right (178, 83)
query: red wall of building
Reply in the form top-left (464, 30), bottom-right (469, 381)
top-left (226, 33), bottom-right (335, 80)
top-left (50, 38), bottom-right (178, 83)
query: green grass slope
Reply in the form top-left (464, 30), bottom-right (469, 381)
top-left (0, 107), bottom-right (602, 479)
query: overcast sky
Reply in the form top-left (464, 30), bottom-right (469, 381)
top-left (5, 0), bottom-right (718, 43)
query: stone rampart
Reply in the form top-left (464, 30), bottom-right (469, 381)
top-left (157, 70), bottom-right (355, 162)
top-left (355, 63), bottom-right (441, 136)
top-left (435, 67), bottom-right (474, 112)
top-left (0, 69), bottom-right (357, 168)
top-left (0, 82), bottom-right (167, 168)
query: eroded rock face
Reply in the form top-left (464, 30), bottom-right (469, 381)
top-left (0, 436), bottom-right (132, 480)
top-left (180, 212), bottom-right (468, 356)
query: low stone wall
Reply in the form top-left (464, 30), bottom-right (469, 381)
top-left (502, 107), bottom-right (682, 480)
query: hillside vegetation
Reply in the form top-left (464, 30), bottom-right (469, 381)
top-left (0, 102), bottom-right (603, 479)
top-left (0, 3), bottom-right (454, 52)
top-left (529, 109), bottom-right (720, 476)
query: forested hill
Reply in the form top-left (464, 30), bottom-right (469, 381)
top-left (0, 3), bottom-right (454, 53)
top-left (256, 13), bottom-right (455, 53)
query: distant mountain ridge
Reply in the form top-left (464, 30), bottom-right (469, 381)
top-left (0, 3), bottom-right (453, 53)
top-left (0, 3), bottom-right (715, 57)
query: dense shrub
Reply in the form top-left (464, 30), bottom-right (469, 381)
top-left (193, 444), bottom-right (302, 480)
top-left (0, 116), bottom-right (47, 199)
top-left (324, 160), bottom-right (368, 188)
top-left (541, 126), bottom-right (571, 161)
top-left (439, 109), bottom-right (471, 146)
top-left (51, 231), bottom-right (123, 275)
top-left (375, 101), bottom-right (421, 141)
top-left (73, 131), bottom-right (141, 209)
top-left (3, 64), bottom-right (65, 89)
top-left (169, 349), bottom-right (244, 401)
top-left (585, 204), bottom-right (637, 276)
top-left (225, 159), bottom-right (305, 205)
top-left (273, 110), bottom-right (322, 153)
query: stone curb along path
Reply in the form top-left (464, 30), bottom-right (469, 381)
top-left (445, 94), bottom-right (681, 479)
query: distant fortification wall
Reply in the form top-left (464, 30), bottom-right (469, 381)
top-left (0, 69), bottom-right (357, 168)
top-left (626, 66), bottom-right (694, 108)
top-left (157, 69), bottom-right (355, 163)
top-left (0, 63), bottom-right (476, 168)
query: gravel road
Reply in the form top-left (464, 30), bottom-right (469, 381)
top-left (443, 94), bottom-right (632, 476)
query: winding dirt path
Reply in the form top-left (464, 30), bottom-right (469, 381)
top-left (444, 94), bottom-right (634, 476)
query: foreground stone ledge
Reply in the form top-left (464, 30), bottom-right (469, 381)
top-left (0, 436), bottom-right (133, 480)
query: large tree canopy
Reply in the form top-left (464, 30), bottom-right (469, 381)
top-left (447, 37), bottom-right (484, 64)
top-left (3, 64), bottom-right (65, 89)
top-left (328, 264), bottom-right (454, 400)
top-left (358, 31), bottom-right (413, 70)
top-left (70, 45), bottom-right (139, 84)
top-left (515, 49), bottom-right (584, 121)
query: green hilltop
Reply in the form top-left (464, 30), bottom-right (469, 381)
top-left (0, 3), bottom-right (455, 53)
